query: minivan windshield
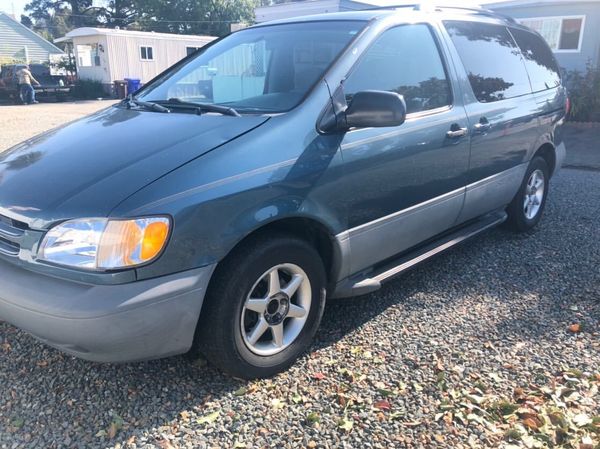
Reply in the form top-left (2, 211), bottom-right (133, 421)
top-left (137, 21), bottom-right (366, 114)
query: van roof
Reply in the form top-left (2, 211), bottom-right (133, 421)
top-left (252, 4), bottom-right (519, 28)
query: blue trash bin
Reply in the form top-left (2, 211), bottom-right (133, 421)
top-left (125, 78), bottom-right (141, 95)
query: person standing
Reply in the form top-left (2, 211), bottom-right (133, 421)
top-left (16, 65), bottom-right (41, 105)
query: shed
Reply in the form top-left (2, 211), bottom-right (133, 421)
top-left (0, 11), bottom-right (65, 64)
top-left (55, 28), bottom-right (217, 89)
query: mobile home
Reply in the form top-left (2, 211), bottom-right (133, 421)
top-left (55, 28), bottom-right (216, 90)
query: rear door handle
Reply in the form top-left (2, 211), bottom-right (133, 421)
top-left (446, 127), bottom-right (468, 138)
top-left (473, 118), bottom-right (491, 133)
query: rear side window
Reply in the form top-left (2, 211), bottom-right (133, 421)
top-left (509, 28), bottom-right (561, 92)
top-left (445, 21), bottom-right (531, 103)
top-left (343, 24), bottom-right (452, 114)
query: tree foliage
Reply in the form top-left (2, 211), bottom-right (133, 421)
top-left (137, 0), bottom-right (256, 36)
top-left (24, 0), bottom-right (257, 38)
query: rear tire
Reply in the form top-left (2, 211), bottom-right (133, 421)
top-left (194, 233), bottom-right (327, 379)
top-left (505, 156), bottom-right (550, 232)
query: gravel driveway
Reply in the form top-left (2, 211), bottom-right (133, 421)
top-left (0, 107), bottom-right (598, 449)
top-left (0, 101), bottom-right (116, 152)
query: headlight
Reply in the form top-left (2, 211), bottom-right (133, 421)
top-left (38, 217), bottom-right (170, 270)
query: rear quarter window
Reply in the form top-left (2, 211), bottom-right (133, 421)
top-left (509, 27), bottom-right (561, 92)
top-left (444, 21), bottom-right (531, 103)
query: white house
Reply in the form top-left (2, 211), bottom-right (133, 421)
top-left (55, 28), bottom-right (216, 89)
top-left (486, 0), bottom-right (600, 72)
top-left (0, 11), bottom-right (64, 64)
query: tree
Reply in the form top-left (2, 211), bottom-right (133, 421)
top-left (20, 15), bottom-right (33, 28)
top-left (138, 0), bottom-right (256, 36)
top-left (25, 0), bottom-right (95, 28)
top-left (92, 0), bottom-right (142, 29)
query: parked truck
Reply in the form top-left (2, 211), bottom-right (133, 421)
top-left (0, 63), bottom-right (72, 103)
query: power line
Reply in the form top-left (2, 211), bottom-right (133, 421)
top-left (25, 10), bottom-right (247, 23)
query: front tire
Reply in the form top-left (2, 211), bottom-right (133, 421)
top-left (505, 156), bottom-right (550, 232)
top-left (194, 233), bottom-right (327, 379)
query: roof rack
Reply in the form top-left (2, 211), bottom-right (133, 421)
top-left (366, 3), bottom-right (517, 24)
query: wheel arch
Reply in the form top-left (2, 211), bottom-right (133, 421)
top-left (532, 142), bottom-right (557, 177)
top-left (215, 216), bottom-right (344, 293)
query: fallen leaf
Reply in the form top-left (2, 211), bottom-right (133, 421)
top-left (107, 422), bottom-right (119, 439)
top-left (522, 417), bottom-right (540, 430)
top-left (443, 413), bottom-right (454, 426)
top-left (312, 372), bottom-right (326, 381)
top-left (337, 417), bottom-right (353, 432)
top-left (580, 435), bottom-right (594, 449)
top-left (156, 440), bottom-right (176, 449)
top-left (401, 420), bottom-right (422, 427)
top-left (197, 411), bottom-right (219, 425)
top-left (271, 398), bottom-right (284, 409)
top-left (569, 323), bottom-right (581, 333)
top-left (306, 412), bottom-right (320, 424)
top-left (107, 414), bottom-right (124, 439)
top-left (573, 413), bottom-right (592, 427)
top-left (11, 417), bottom-right (24, 429)
top-left (374, 400), bottom-right (391, 411)
top-left (233, 387), bottom-right (248, 396)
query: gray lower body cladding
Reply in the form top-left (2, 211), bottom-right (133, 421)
top-left (0, 258), bottom-right (215, 362)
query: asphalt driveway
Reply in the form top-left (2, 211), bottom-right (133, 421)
top-left (0, 105), bottom-right (598, 449)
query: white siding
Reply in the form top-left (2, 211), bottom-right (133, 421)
top-left (104, 35), bottom-right (215, 83)
top-left (72, 35), bottom-right (110, 83)
top-left (0, 12), bottom-right (64, 63)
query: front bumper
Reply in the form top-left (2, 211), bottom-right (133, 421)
top-left (0, 258), bottom-right (215, 362)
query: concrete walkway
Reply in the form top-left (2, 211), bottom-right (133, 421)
top-left (563, 123), bottom-right (600, 170)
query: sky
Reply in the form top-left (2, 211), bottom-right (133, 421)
top-left (0, 0), bottom-right (491, 21)
top-left (0, 0), bottom-right (27, 18)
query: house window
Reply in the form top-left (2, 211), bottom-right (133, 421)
top-left (519, 16), bottom-right (585, 52)
top-left (140, 46), bottom-right (154, 61)
top-left (186, 47), bottom-right (202, 56)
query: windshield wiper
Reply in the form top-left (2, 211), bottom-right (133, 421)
top-left (159, 98), bottom-right (241, 117)
top-left (124, 95), bottom-right (170, 113)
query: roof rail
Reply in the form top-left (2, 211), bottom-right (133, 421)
top-left (365, 3), bottom-right (517, 24)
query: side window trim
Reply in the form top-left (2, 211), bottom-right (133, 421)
top-left (342, 22), bottom-right (455, 117)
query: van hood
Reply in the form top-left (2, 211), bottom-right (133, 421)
top-left (0, 106), bottom-right (269, 228)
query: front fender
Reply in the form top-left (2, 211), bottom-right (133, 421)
top-left (113, 96), bottom-right (347, 281)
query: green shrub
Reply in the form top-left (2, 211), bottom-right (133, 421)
top-left (71, 79), bottom-right (106, 99)
top-left (563, 63), bottom-right (600, 122)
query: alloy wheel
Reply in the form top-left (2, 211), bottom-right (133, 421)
top-left (240, 263), bottom-right (311, 356)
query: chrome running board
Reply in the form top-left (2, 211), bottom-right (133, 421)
top-left (332, 210), bottom-right (507, 298)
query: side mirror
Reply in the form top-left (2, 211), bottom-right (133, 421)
top-left (344, 90), bottom-right (407, 129)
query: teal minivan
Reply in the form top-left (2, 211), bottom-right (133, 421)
top-left (0, 5), bottom-right (566, 378)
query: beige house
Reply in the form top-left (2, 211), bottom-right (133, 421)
top-left (55, 27), bottom-right (216, 89)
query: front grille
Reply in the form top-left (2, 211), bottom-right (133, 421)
top-left (0, 214), bottom-right (27, 257)
top-left (0, 237), bottom-right (19, 256)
